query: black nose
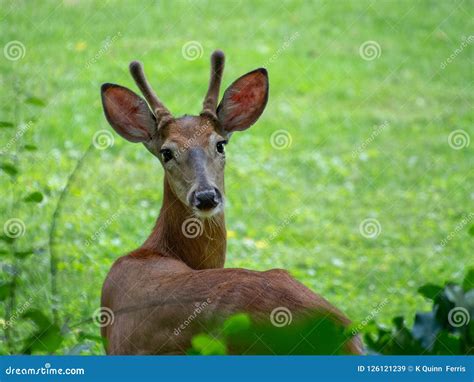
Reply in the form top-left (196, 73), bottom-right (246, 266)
top-left (193, 189), bottom-right (220, 210)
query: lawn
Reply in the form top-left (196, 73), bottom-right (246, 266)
top-left (0, 0), bottom-right (472, 354)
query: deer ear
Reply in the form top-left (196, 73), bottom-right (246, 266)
top-left (217, 68), bottom-right (268, 133)
top-left (101, 83), bottom-right (156, 142)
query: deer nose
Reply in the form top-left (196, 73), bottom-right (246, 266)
top-left (193, 188), bottom-right (220, 210)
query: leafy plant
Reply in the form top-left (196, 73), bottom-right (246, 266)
top-left (21, 309), bottom-right (63, 354)
top-left (188, 312), bottom-right (354, 355)
top-left (0, 87), bottom-right (46, 354)
top-left (362, 268), bottom-right (473, 355)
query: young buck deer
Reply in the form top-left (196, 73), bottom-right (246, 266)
top-left (100, 50), bottom-right (362, 355)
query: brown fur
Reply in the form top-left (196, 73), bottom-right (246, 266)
top-left (101, 174), bottom-right (362, 354)
top-left (100, 51), bottom-right (363, 355)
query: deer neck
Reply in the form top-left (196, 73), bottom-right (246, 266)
top-left (141, 175), bottom-right (226, 270)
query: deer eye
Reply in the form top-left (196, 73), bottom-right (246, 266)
top-left (216, 141), bottom-right (227, 154)
top-left (160, 148), bottom-right (174, 163)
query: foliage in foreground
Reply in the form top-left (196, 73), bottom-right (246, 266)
top-left (188, 313), bottom-right (353, 355)
top-left (361, 268), bottom-right (473, 355)
top-left (188, 269), bottom-right (473, 355)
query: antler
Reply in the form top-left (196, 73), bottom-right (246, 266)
top-left (129, 61), bottom-right (172, 122)
top-left (201, 50), bottom-right (225, 118)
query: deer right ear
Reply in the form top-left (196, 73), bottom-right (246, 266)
top-left (216, 68), bottom-right (269, 134)
top-left (101, 83), bottom-right (156, 143)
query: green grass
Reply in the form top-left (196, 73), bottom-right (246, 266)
top-left (0, 0), bottom-right (472, 354)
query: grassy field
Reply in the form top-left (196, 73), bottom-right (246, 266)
top-left (1, 0), bottom-right (472, 354)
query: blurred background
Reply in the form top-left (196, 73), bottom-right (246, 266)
top-left (0, 0), bottom-right (472, 354)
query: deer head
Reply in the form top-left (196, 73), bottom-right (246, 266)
top-left (101, 50), bottom-right (269, 218)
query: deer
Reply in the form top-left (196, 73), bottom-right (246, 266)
top-left (99, 50), bottom-right (362, 355)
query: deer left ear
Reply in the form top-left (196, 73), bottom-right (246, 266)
top-left (217, 68), bottom-right (269, 133)
top-left (101, 83), bottom-right (156, 143)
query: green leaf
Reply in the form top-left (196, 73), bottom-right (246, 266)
top-left (78, 332), bottom-right (107, 347)
top-left (464, 289), bottom-right (474, 307)
top-left (23, 191), bottom-right (44, 203)
top-left (25, 97), bottom-right (46, 107)
top-left (191, 333), bottom-right (226, 355)
top-left (0, 235), bottom-right (15, 244)
top-left (0, 163), bottom-right (18, 176)
top-left (14, 250), bottom-right (34, 259)
top-left (418, 283), bottom-right (444, 300)
top-left (392, 316), bottom-right (405, 329)
top-left (443, 284), bottom-right (465, 306)
top-left (22, 309), bottom-right (51, 329)
top-left (0, 121), bottom-right (14, 128)
top-left (468, 225), bottom-right (474, 236)
top-left (222, 313), bottom-right (252, 337)
top-left (412, 311), bottom-right (440, 350)
top-left (0, 249), bottom-right (10, 256)
top-left (22, 325), bottom-right (63, 354)
top-left (23, 144), bottom-right (38, 151)
top-left (462, 268), bottom-right (474, 291)
top-left (433, 331), bottom-right (461, 355)
top-left (0, 283), bottom-right (12, 301)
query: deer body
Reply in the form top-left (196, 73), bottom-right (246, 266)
top-left (100, 51), bottom-right (362, 355)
